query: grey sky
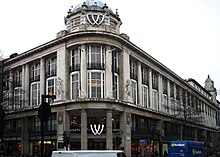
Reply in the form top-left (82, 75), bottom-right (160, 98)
top-left (0, 0), bottom-right (220, 100)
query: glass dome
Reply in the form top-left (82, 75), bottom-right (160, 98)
top-left (73, 0), bottom-right (113, 13)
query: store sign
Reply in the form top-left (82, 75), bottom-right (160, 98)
top-left (86, 14), bottom-right (105, 25)
top-left (90, 124), bottom-right (104, 135)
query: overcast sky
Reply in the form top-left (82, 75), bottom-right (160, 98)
top-left (0, 0), bottom-right (220, 100)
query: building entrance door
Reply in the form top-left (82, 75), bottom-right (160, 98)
top-left (88, 139), bottom-right (106, 150)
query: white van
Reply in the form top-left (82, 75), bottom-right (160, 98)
top-left (52, 150), bottom-right (127, 157)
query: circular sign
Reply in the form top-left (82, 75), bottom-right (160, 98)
top-left (38, 102), bottom-right (51, 122)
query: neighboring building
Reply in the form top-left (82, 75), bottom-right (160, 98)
top-left (1, 0), bottom-right (220, 156)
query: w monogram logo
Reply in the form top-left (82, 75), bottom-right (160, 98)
top-left (90, 124), bottom-right (104, 135)
top-left (86, 14), bottom-right (105, 25)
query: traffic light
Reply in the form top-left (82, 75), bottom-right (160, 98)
top-left (116, 136), bottom-right (122, 145)
top-left (62, 131), bottom-right (70, 147)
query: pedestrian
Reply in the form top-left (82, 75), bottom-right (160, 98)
top-left (164, 150), bottom-right (168, 157)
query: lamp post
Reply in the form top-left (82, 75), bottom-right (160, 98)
top-left (38, 94), bottom-right (56, 157)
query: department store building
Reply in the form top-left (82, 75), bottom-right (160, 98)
top-left (1, 0), bottom-right (220, 156)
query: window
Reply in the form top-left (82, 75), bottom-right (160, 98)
top-left (112, 50), bottom-right (119, 99)
top-left (142, 85), bottom-right (148, 108)
top-left (163, 94), bottom-right (168, 113)
top-left (130, 60), bottom-right (137, 79)
top-left (131, 80), bottom-right (137, 104)
top-left (152, 71), bottom-right (158, 89)
top-left (70, 48), bottom-right (80, 71)
top-left (15, 69), bottom-right (22, 87)
top-left (30, 82), bottom-right (40, 106)
top-left (47, 114), bottom-right (57, 131)
top-left (71, 72), bottom-right (80, 99)
top-left (87, 45), bottom-right (105, 69)
top-left (88, 71), bottom-right (104, 98)
top-left (112, 50), bottom-right (119, 73)
top-left (162, 77), bottom-right (167, 94)
top-left (113, 73), bottom-right (118, 99)
top-left (31, 62), bottom-right (40, 81)
top-left (14, 87), bottom-right (22, 109)
top-left (142, 67), bottom-right (148, 85)
top-left (152, 89), bottom-right (158, 110)
top-left (47, 77), bottom-right (57, 98)
top-left (47, 56), bottom-right (57, 77)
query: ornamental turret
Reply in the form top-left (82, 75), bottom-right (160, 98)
top-left (205, 75), bottom-right (217, 104)
top-left (64, 0), bottom-right (122, 34)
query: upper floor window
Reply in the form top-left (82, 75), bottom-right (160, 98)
top-left (31, 62), bottom-right (40, 82)
top-left (47, 56), bottom-right (57, 77)
top-left (15, 69), bottom-right (22, 87)
top-left (71, 72), bottom-right (80, 99)
top-left (112, 50), bottom-right (119, 73)
top-left (131, 80), bottom-right (137, 104)
top-left (152, 89), bottom-right (158, 110)
top-left (14, 87), bottom-right (22, 109)
top-left (88, 71), bottom-right (104, 98)
top-left (87, 45), bottom-right (105, 69)
top-left (162, 77), bottom-right (167, 94)
top-left (70, 48), bottom-right (80, 72)
top-left (152, 71), bottom-right (158, 89)
top-left (130, 60), bottom-right (137, 80)
top-left (142, 85), bottom-right (148, 108)
top-left (3, 73), bottom-right (10, 90)
top-left (170, 82), bottom-right (174, 98)
top-left (176, 85), bottom-right (180, 100)
top-left (30, 82), bottom-right (40, 106)
top-left (113, 73), bottom-right (118, 99)
top-left (142, 66), bottom-right (149, 85)
top-left (47, 77), bottom-right (57, 96)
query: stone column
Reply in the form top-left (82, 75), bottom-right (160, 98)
top-left (21, 117), bottom-right (29, 156)
top-left (137, 62), bottom-right (142, 106)
top-left (106, 110), bottom-right (113, 149)
top-left (167, 80), bottom-right (170, 114)
top-left (80, 45), bottom-right (87, 98)
top-left (81, 109), bottom-right (88, 150)
top-left (148, 69), bottom-right (152, 108)
top-left (120, 47), bottom-right (132, 103)
top-left (57, 112), bottom-right (65, 150)
top-left (105, 46), bottom-right (113, 98)
top-left (40, 58), bottom-right (45, 97)
top-left (57, 47), bottom-right (68, 100)
top-left (120, 111), bottom-right (131, 157)
top-left (9, 70), bottom-right (14, 110)
top-left (24, 64), bottom-right (29, 107)
top-left (158, 74), bottom-right (162, 111)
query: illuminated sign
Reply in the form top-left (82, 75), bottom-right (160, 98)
top-left (171, 143), bottom-right (185, 147)
top-left (90, 124), bottom-right (104, 135)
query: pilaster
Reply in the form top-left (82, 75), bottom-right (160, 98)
top-left (106, 110), bottom-right (113, 150)
top-left (137, 62), bottom-right (142, 106)
top-left (105, 46), bottom-right (113, 98)
top-left (80, 45), bottom-right (87, 98)
top-left (40, 58), bottom-right (45, 96)
top-left (81, 109), bottom-right (88, 150)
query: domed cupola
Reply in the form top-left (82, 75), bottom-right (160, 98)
top-left (205, 75), bottom-right (217, 104)
top-left (64, 0), bottom-right (122, 34)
